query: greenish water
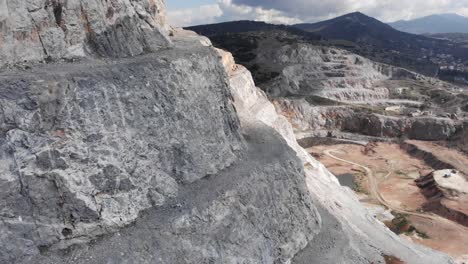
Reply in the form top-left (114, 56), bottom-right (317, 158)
top-left (337, 173), bottom-right (357, 189)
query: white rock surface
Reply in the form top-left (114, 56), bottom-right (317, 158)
top-left (260, 44), bottom-right (396, 100)
top-left (433, 170), bottom-right (468, 195)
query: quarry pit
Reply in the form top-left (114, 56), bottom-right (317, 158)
top-left (305, 140), bottom-right (468, 261)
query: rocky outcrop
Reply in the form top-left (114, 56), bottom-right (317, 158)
top-left (0, 14), bottom-right (323, 263)
top-left (273, 98), bottom-right (462, 141)
top-left (416, 170), bottom-right (468, 227)
top-left (242, 40), bottom-right (466, 143)
top-left (343, 115), bottom-right (460, 140)
top-left (258, 43), bottom-right (419, 101)
top-left (449, 120), bottom-right (468, 154)
top-left (0, 0), bottom-right (171, 66)
top-left (273, 98), bottom-right (353, 131)
top-left (0, 36), bottom-right (245, 262)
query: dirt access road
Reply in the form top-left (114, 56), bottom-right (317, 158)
top-left (324, 148), bottom-right (468, 233)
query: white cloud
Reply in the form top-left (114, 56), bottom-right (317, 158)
top-left (167, 0), bottom-right (468, 27)
top-left (218, 0), bottom-right (302, 24)
top-left (168, 4), bottom-right (223, 27)
top-left (231, 0), bottom-right (468, 22)
top-left (168, 0), bottom-right (303, 27)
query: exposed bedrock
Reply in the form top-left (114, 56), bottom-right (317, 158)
top-left (450, 120), bottom-right (468, 154)
top-left (0, 41), bottom-right (244, 262)
top-left (343, 115), bottom-right (460, 140)
top-left (258, 43), bottom-right (424, 100)
top-left (274, 98), bottom-right (462, 141)
top-left (0, 0), bottom-right (171, 66)
top-left (416, 170), bottom-right (468, 227)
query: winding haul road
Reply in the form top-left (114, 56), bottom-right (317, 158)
top-left (324, 149), bottom-right (468, 232)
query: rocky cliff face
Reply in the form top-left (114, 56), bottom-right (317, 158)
top-left (274, 98), bottom-right (462, 141)
top-left (343, 114), bottom-right (461, 140)
top-left (416, 170), bottom-right (468, 227)
top-left (0, 31), bottom-right (245, 262)
top-left (0, 2), bottom-right (456, 264)
top-left (0, 0), bottom-right (171, 66)
top-left (256, 43), bottom-right (420, 101)
top-left (265, 45), bottom-right (381, 98)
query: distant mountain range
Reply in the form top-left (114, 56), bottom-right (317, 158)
top-left (187, 12), bottom-right (468, 78)
top-left (293, 12), bottom-right (442, 53)
top-left (291, 12), bottom-right (468, 76)
top-left (187, 20), bottom-right (321, 40)
top-left (389, 13), bottom-right (468, 34)
top-left (424, 33), bottom-right (468, 43)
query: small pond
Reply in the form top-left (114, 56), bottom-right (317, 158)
top-left (337, 173), bottom-right (357, 189)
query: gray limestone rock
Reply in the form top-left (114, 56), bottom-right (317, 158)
top-left (273, 98), bottom-right (462, 141)
top-left (0, 0), bottom-right (171, 66)
top-left (258, 44), bottom-right (395, 99)
top-left (28, 119), bottom-right (322, 264)
top-left (0, 41), bottom-right (243, 263)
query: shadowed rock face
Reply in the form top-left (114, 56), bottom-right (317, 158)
top-left (0, 0), bottom-right (171, 65)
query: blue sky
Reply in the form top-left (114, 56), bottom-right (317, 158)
top-left (167, 0), bottom-right (468, 27)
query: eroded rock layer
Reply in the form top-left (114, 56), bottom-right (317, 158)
top-left (416, 170), bottom-right (468, 227)
top-left (0, 0), bottom-right (171, 65)
top-left (274, 98), bottom-right (462, 141)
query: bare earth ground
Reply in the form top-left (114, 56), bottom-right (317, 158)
top-left (406, 140), bottom-right (468, 176)
top-left (307, 143), bottom-right (468, 260)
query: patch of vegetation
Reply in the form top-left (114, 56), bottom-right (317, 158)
top-left (426, 33), bottom-right (468, 43)
top-left (385, 211), bottom-right (430, 239)
top-left (395, 170), bottom-right (405, 176)
top-left (415, 229), bottom-right (430, 239)
top-left (390, 212), bottom-right (412, 233)
top-left (383, 254), bottom-right (405, 264)
top-left (325, 39), bottom-right (358, 48)
top-left (439, 69), bottom-right (468, 85)
top-left (350, 104), bottom-right (387, 116)
top-left (305, 95), bottom-right (346, 106)
top-left (352, 172), bottom-right (369, 194)
top-left (395, 88), bottom-right (423, 101)
top-left (428, 89), bottom-right (458, 104)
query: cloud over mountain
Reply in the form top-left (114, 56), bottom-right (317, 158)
top-left (168, 0), bottom-right (468, 27)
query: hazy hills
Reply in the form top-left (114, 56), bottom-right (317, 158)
top-left (390, 13), bottom-right (468, 34)
top-left (292, 12), bottom-right (448, 57)
top-left (188, 12), bottom-right (468, 77)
